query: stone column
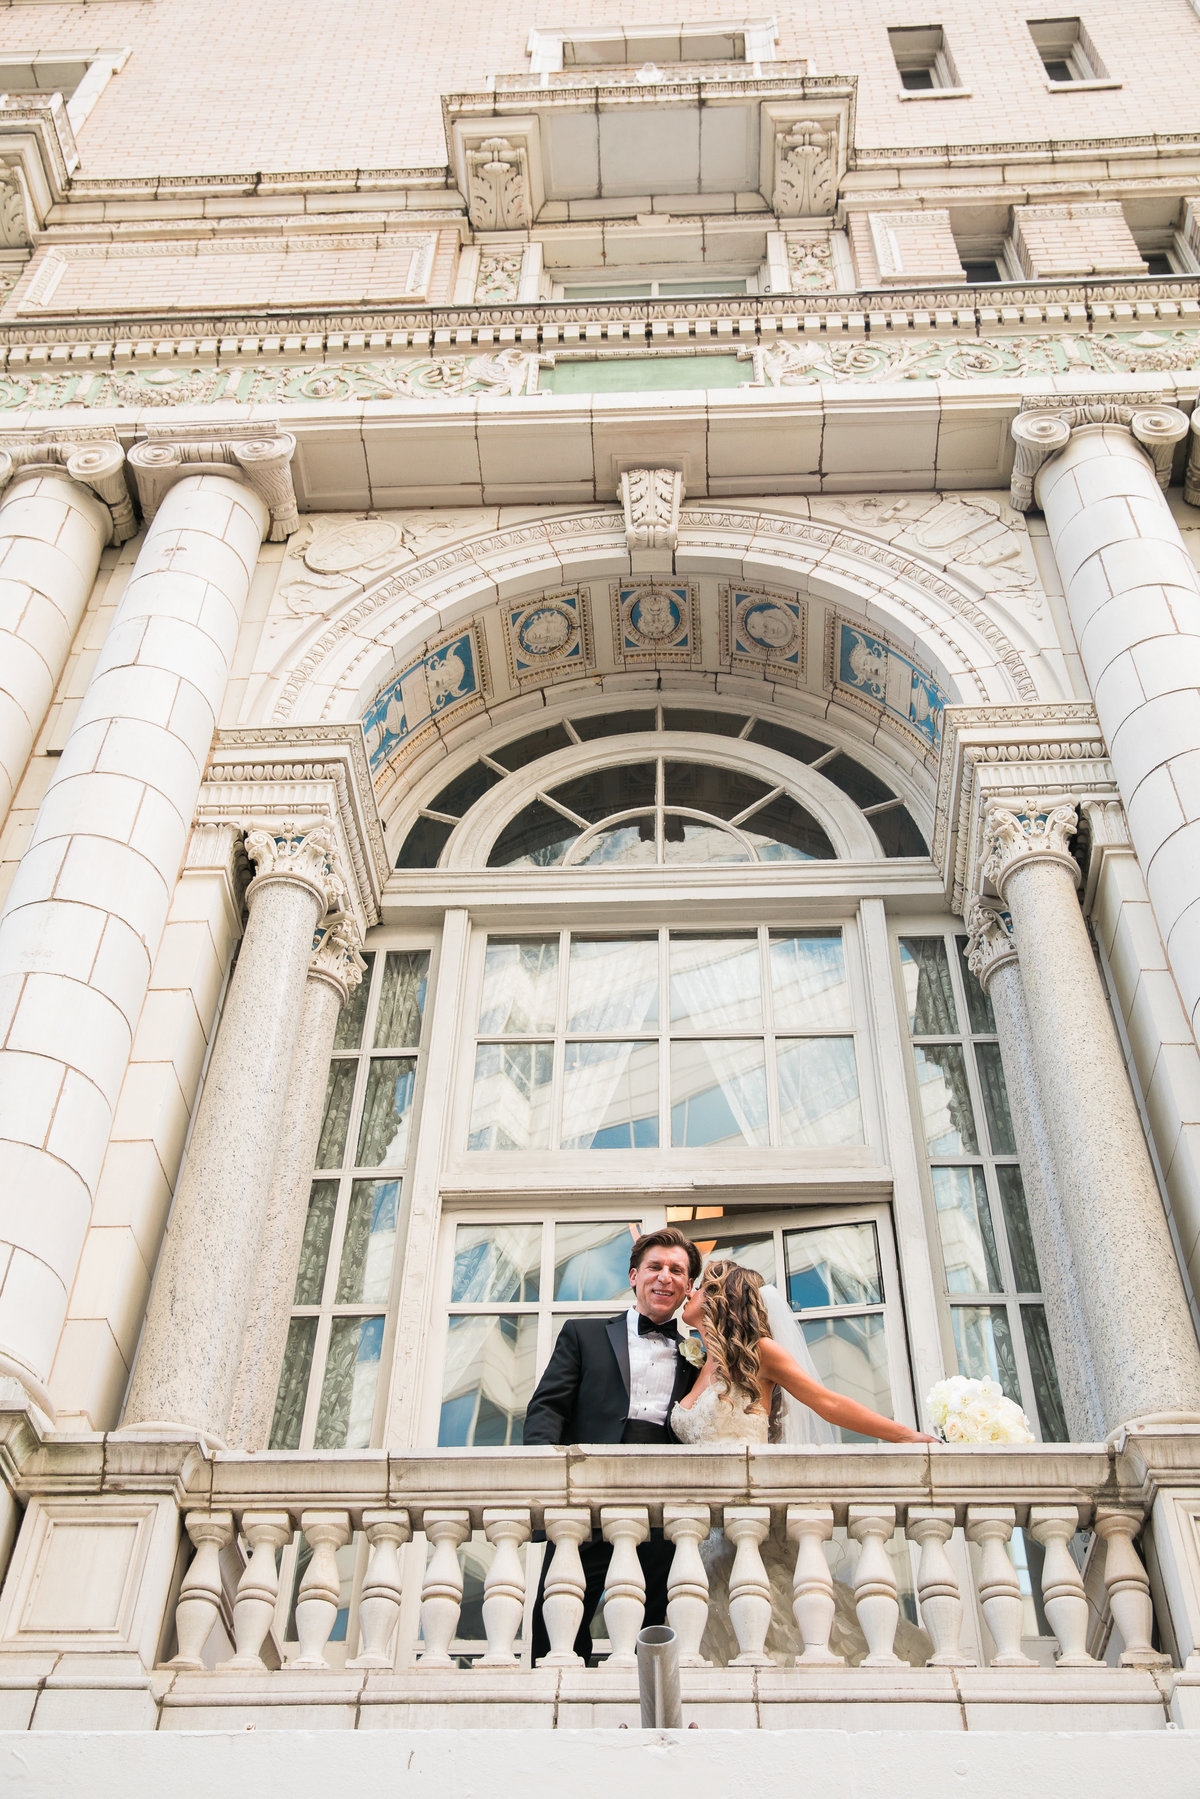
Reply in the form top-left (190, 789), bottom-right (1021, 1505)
top-left (225, 917), bottom-right (366, 1451)
top-left (0, 443), bottom-right (293, 1414)
top-left (0, 445), bottom-right (133, 828)
top-left (964, 897), bottom-right (1104, 1440)
top-left (1028, 413), bottom-right (1200, 1043)
top-left (983, 800), bottom-right (1200, 1431)
top-left (121, 825), bottom-right (343, 1443)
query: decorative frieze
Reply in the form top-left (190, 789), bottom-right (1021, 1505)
top-left (128, 425), bottom-right (299, 541)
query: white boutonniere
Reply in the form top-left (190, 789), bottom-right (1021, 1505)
top-left (678, 1336), bottom-right (706, 1368)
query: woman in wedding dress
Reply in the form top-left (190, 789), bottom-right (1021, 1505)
top-left (671, 1259), bottom-right (936, 1666)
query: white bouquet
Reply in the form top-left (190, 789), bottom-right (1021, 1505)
top-left (926, 1375), bottom-right (1034, 1444)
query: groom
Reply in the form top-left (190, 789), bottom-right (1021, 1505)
top-left (523, 1226), bottom-right (703, 1664)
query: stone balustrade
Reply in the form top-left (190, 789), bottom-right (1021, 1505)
top-left (164, 1443), bottom-right (1164, 1682)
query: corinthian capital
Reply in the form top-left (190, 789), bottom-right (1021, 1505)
top-left (128, 425), bottom-right (298, 541)
top-left (309, 914), bottom-right (368, 1006)
top-left (963, 898), bottom-right (1018, 993)
top-left (981, 801), bottom-right (1079, 896)
top-left (244, 822), bottom-right (345, 912)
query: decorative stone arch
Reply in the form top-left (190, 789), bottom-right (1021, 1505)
top-left (267, 503), bottom-right (1043, 736)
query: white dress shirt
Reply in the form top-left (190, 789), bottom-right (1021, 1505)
top-left (625, 1305), bottom-right (680, 1425)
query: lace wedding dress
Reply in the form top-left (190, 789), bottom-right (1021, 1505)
top-left (669, 1382), bottom-right (931, 1668)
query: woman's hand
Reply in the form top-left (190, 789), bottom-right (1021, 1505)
top-left (898, 1427), bottom-right (939, 1445)
top-left (760, 1337), bottom-right (939, 1445)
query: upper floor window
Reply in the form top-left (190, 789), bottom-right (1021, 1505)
top-left (527, 18), bottom-right (779, 74)
top-left (887, 25), bottom-right (962, 93)
top-left (1027, 16), bottom-right (1109, 83)
top-left (555, 275), bottom-right (753, 300)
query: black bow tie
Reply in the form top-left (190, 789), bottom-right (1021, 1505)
top-left (638, 1315), bottom-right (680, 1340)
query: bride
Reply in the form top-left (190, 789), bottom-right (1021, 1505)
top-left (671, 1258), bottom-right (935, 1666)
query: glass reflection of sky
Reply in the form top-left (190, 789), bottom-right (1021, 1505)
top-left (554, 1223), bottom-right (637, 1301)
top-left (785, 1221), bottom-right (882, 1309)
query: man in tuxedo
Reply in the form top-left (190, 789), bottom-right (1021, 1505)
top-left (523, 1226), bottom-right (703, 1664)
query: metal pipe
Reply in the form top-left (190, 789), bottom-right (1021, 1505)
top-left (636, 1624), bottom-right (682, 1729)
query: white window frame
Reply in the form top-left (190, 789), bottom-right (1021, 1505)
top-left (527, 18), bottom-right (778, 74)
top-left (0, 48), bottom-right (129, 132)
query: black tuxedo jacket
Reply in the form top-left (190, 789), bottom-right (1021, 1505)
top-left (522, 1312), bottom-right (698, 1445)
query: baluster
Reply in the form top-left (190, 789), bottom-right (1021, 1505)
top-left (848, 1505), bottom-right (901, 1666)
top-left (1029, 1505), bottom-right (1099, 1668)
top-left (417, 1510), bottom-right (471, 1667)
top-left (476, 1509), bottom-right (531, 1669)
top-left (170, 1511), bottom-right (234, 1669)
top-left (965, 1506), bottom-right (1037, 1668)
top-left (1094, 1507), bottom-right (1170, 1667)
top-left (600, 1507), bottom-right (649, 1667)
top-left (664, 1504), bottom-right (712, 1668)
top-left (348, 1510), bottom-right (411, 1671)
top-left (787, 1505), bottom-right (843, 1667)
top-left (907, 1506), bottom-right (971, 1667)
top-left (540, 1509), bottom-right (592, 1667)
top-left (222, 1511), bottom-right (292, 1671)
top-left (724, 1506), bottom-right (773, 1666)
top-left (292, 1510), bottom-right (352, 1669)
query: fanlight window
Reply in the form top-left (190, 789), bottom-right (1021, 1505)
top-left (394, 707), bottom-right (929, 869)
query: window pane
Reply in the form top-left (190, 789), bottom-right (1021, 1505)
top-left (373, 949), bottom-right (430, 1049)
top-left (562, 1041), bottom-right (659, 1149)
top-left (932, 1166), bottom-right (1002, 1293)
top-left (438, 1314), bottom-right (536, 1446)
top-left (337, 1178), bottom-right (401, 1305)
top-left (662, 708), bottom-right (748, 737)
top-left (770, 932), bottom-right (851, 1029)
top-left (663, 761), bottom-right (770, 820)
top-left (1022, 1305), bottom-right (1069, 1442)
top-left (488, 723), bottom-right (575, 771)
top-left (553, 763), bottom-right (655, 824)
top-left (913, 1043), bottom-right (978, 1154)
top-left (746, 718), bottom-right (827, 765)
top-left (315, 1060), bottom-right (356, 1169)
top-left (355, 1056), bottom-right (418, 1166)
top-left (395, 814), bottom-right (455, 871)
top-left (567, 938), bottom-right (659, 1030)
top-left (777, 1037), bottom-right (863, 1146)
top-left (975, 1043), bottom-right (1016, 1155)
top-left (314, 1314), bottom-right (384, 1449)
top-left (554, 1221), bottom-right (639, 1301)
top-left (820, 753), bottom-right (894, 810)
top-left (899, 937), bottom-right (959, 1035)
top-left (572, 708), bottom-right (656, 740)
top-left (333, 952), bottom-right (374, 1051)
top-left (872, 807), bottom-right (929, 858)
top-left (670, 936), bottom-right (762, 1030)
top-left (429, 759), bottom-right (504, 816)
top-left (801, 1313), bottom-right (892, 1444)
top-left (573, 818), bottom-right (658, 866)
top-left (957, 934), bottom-right (995, 1033)
top-left (696, 1232), bottom-right (776, 1282)
top-left (784, 1221), bottom-right (883, 1308)
top-left (951, 1304), bottom-right (1021, 1403)
top-left (741, 795), bottom-right (837, 862)
top-left (294, 1180), bottom-right (338, 1305)
top-left (996, 1165), bottom-right (1041, 1290)
top-left (670, 1040), bottom-right (768, 1146)
top-left (452, 1222), bottom-right (541, 1303)
top-left (479, 938), bottom-right (558, 1035)
top-left (488, 801), bottom-right (577, 868)
top-left (468, 1043), bottom-right (553, 1150)
top-left (662, 816), bottom-right (751, 865)
top-left (269, 1316), bottom-right (317, 1450)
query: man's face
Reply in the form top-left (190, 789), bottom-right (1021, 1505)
top-left (629, 1245), bottom-right (693, 1321)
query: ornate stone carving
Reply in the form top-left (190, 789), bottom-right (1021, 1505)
top-left (309, 914), bottom-right (367, 1005)
top-left (982, 801), bottom-right (1080, 896)
top-left (613, 580), bottom-right (699, 664)
top-left (773, 117), bottom-right (839, 217)
top-left (1130, 407), bottom-right (1189, 489)
top-left (128, 426), bottom-right (299, 541)
top-left (785, 235), bottom-right (836, 291)
top-left (0, 431), bottom-right (136, 542)
top-left (964, 898), bottom-right (1018, 991)
top-left (619, 467), bottom-right (683, 553)
top-left (464, 137), bottom-right (532, 231)
top-left (0, 167), bottom-right (28, 249)
top-left (1011, 401), bottom-right (1188, 510)
top-left (244, 821), bottom-right (345, 912)
top-left (1182, 408), bottom-right (1200, 509)
top-left (475, 249), bottom-right (523, 302)
top-left (1009, 412), bottom-right (1072, 512)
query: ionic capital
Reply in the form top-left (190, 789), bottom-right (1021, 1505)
top-left (1183, 410), bottom-right (1200, 510)
top-left (981, 800), bottom-right (1080, 897)
top-left (0, 432), bottom-right (136, 542)
top-left (244, 821), bottom-right (345, 913)
top-left (1011, 401), bottom-right (1189, 512)
top-left (309, 913), bottom-right (367, 1006)
top-left (1130, 407), bottom-right (1190, 489)
top-left (963, 897), bottom-right (1018, 992)
top-left (1009, 411), bottom-right (1072, 513)
top-left (128, 425), bottom-right (298, 541)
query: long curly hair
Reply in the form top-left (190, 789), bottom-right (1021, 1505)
top-left (698, 1259), bottom-right (771, 1415)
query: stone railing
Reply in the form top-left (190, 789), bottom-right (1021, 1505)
top-left (166, 1441), bottom-right (1164, 1678)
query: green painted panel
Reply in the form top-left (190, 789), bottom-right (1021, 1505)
top-left (542, 355), bottom-right (749, 393)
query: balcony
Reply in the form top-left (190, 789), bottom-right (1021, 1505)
top-left (3, 1412), bottom-right (1200, 1732)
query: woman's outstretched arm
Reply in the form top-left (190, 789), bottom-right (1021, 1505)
top-left (758, 1337), bottom-right (936, 1444)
